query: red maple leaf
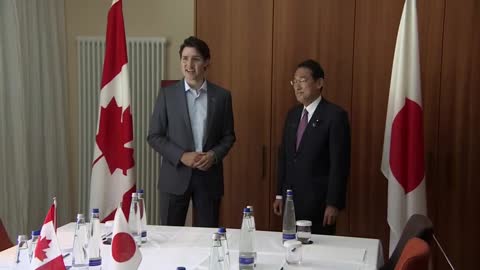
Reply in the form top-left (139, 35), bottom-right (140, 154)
top-left (94, 98), bottom-right (135, 175)
top-left (35, 236), bottom-right (51, 261)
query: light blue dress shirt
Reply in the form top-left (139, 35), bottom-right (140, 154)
top-left (184, 80), bottom-right (208, 152)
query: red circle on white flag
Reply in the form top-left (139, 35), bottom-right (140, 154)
top-left (112, 232), bottom-right (136, 262)
top-left (390, 98), bottom-right (425, 193)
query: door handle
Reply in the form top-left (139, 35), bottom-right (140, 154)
top-left (262, 145), bottom-right (267, 179)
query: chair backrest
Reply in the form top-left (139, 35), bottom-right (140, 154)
top-left (0, 218), bottom-right (13, 251)
top-left (161, 80), bottom-right (179, 88)
top-left (380, 214), bottom-right (434, 270)
top-left (394, 237), bottom-right (430, 270)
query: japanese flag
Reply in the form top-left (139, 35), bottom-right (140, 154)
top-left (111, 205), bottom-right (142, 269)
top-left (381, 0), bottom-right (427, 254)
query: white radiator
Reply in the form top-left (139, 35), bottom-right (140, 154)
top-left (77, 37), bottom-right (166, 225)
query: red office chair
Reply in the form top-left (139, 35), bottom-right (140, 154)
top-left (0, 218), bottom-right (13, 251)
top-left (394, 237), bottom-right (430, 270)
top-left (381, 214), bottom-right (433, 270)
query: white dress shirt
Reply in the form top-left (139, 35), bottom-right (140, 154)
top-left (184, 80), bottom-right (208, 152)
top-left (301, 95), bottom-right (322, 123)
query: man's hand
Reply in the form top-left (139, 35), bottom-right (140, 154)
top-left (323, 205), bottom-right (339, 226)
top-left (273, 199), bottom-right (283, 216)
top-left (193, 150), bottom-right (215, 171)
top-left (180, 152), bottom-right (205, 168)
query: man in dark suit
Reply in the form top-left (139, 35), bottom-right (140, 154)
top-left (147, 36), bottom-right (235, 227)
top-left (273, 59), bottom-right (351, 235)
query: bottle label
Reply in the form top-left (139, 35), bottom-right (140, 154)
top-left (239, 257), bottom-right (254, 265)
top-left (283, 233), bottom-right (296, 240)
top-left (89, 258), bottom-right (102, 266)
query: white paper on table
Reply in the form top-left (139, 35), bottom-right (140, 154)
top-left (197, 250), bottom-right (285, 270)
top-left (197, 249), bottom-right (366, 270)
top-left (283, 261), bottom-right (363, 270)
top-left (303, 244), bottom-right (366, 264)
top-left (140, 247), bottom-right (210, 269)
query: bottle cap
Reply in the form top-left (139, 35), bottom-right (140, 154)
top-left (296, 220), bottom-right (312, 226)
top-left (212, 232), bottom-right (222, 240)
top-left (17, 235), bottom-right (27, 242)
top-left (31, 230), bottom-right (41, 236)
top-left (92, 208), bottom-right (99, 214)
top-left (287, 190), bottom-right (293, 196)
top-left (218, 227), bottom-right (226, 233)
top-left (137, 189), bottom-right (144, 194)
top-left (283, 240), bottom-right (302, 248)
top-left (246, 205), bottom-right (254, 212)
top-left (243, 207), bottom-right (251, 213)
top-left (176, 267), bottom-right (186, 270)
top-left (77, 213), bottom-right (85, 220)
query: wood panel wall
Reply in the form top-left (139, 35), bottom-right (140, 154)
top-left (195, 0), bottom-right (480, 268)
top-left (434, 1), bottom-right (480, 269)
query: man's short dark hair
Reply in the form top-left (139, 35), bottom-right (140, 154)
top-left (297, 59), bottom-right (325, 80)
top-left (179, 36), bottom-right (211, 60)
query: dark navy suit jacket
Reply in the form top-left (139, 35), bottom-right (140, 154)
top-left (277, 98), bottom-right (351, 221)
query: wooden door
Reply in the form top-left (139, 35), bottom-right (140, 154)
top-left (269, 0), bottom-right (356, 234)
top-left (195, 0), bottom-right (274, 230)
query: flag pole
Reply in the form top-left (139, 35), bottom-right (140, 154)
top-left (53, 197), bottom-right (57, 232)
top-left (433, 234), bottom-right (456, 270)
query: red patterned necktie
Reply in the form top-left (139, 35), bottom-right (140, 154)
top-left (296, 109), bottom-right (308, 150)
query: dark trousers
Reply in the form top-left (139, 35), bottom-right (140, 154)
top-left (160, 170), bottom-right (221, 227)
top-left (310, 220), bottom-right (336, 235)
top-left (295, 210), bottom-right (336, 235)
top-left (293, 192), bottom-right (336, 235)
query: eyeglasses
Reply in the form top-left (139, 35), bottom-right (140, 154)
top-left (290, 78), bottom-right (309, 86)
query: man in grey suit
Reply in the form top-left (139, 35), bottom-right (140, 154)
top-left (273, 59), bottom-right (351, 235)
top-left (147, 36), bottom-right (235, 227)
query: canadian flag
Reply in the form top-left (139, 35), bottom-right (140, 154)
top-left (381, 0), bottom-right (427, 255)
top-left (111, 206), bottom-right (142, 269)
top-left (89, 0), bottom-right (136, 222)
top-left (31, 204), bottom-right (66, 270)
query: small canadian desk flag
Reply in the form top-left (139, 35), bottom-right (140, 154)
top-left (31, 204), bottom-right (66, 270)
top-left (111, 205), bottom-right (142, 269)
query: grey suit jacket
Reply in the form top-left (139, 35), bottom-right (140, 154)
top-left (147, 80), bottom-right (235, 197)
